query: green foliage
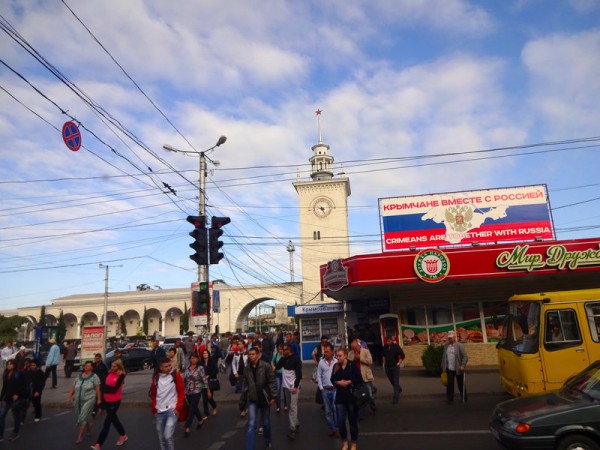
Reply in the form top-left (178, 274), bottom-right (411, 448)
top-left (0, 315), bottom-right (28, 342)
top-left (421, 344), bottom-right (444, 376)
top-left (57, 310), bottom-right (66, 342)
top-left (38, 306), bottom-right (46, 326)
top-left (142, 307), bottom-right (149, 335)
top-left (182, 303), bottom-right (189, 333)
top-left (119, 315), bottom-right (127, 337)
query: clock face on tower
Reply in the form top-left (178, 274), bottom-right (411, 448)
top-left (312, 197), bottom-right (334, 218)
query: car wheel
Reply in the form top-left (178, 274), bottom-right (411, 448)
top-left (557, 434), bottom-right (600, 450)
top-left (142, 360), bottom-right (151, 370)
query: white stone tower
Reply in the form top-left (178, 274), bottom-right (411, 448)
top-left (293, 110), bottom-right (351, 303)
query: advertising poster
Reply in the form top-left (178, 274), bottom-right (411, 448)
top-left (380, 185), bottom-right (554, 251)
top-left (80, 325), bottom-right (106, 363)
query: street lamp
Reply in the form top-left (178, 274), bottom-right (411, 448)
top-left (286, 240), bottom-right (295, 282)
top-left (163, 136), bottom-right (227, 335)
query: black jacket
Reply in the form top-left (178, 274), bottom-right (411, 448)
top-left (243, 359), bottom-right (276, 406)
top-left (0, 370), bottom-right (28, 402)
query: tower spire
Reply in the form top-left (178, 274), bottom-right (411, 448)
top-left (315, 108), bottom-right (323, 143)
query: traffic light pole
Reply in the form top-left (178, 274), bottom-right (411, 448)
top-left (198, 151), bottom-right (210, 336)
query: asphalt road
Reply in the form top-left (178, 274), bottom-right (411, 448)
top-left (6, 394), bottom-right (506, 450)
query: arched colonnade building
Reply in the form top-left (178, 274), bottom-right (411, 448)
top-left (15, 282), bottom-right (303, 341)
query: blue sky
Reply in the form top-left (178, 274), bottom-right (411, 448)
top-left (1, 0), bottom-right (599, 310)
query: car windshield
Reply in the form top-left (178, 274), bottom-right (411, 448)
top-left (497, 301), bottom-right (541, 354)
top-left (562, 364), bottom-right (600, 401)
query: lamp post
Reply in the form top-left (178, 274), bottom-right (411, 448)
top-left (286, 240), bottom-right (295, 282)
top-left (99, 263), bottom-right (122, 350)
top-left (163, 136), bottom-right (227, 336)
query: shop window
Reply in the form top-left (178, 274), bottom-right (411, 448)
top-left (454, 303), bottom-right (484, 343)
top-left (585, 302), bottom-right (600, 342)
top-left (544, 309), bottom-right (582, 351)
top-left (426, 304), bottom-right (453, 345)
top-left (399, 305), bottom-right (428, 346)
top-left (482, 301), bottom-right (506, 343)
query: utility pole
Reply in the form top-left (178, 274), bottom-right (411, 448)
top-left (99, 263), bottom-right (122, 352)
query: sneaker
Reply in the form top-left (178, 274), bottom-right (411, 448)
top-left (258, 427), bottom-right (263, 435)
top-left (34, 418), bottom-right (41, 422)
top-left (90, 445), bottom-right (101, 450)
top-left (287, 430), bottom-right (296, 440)
top-left (116, 435), bottom-right (128, 446)
top-left (9, 434), bottom-right (19, 442)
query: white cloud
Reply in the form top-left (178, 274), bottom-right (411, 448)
top-left (522, 29), bottom-right (600, 136)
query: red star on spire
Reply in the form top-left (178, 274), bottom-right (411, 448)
top-left (315, 109), bottom-right (323, 116)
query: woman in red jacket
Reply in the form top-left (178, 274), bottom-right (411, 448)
top-left (90, 359), bottom-right (128, 449)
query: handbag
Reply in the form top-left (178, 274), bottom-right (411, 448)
top-left (441, 372), bottom-right (448, 387)
top-left (209, 378), bottom-right (221, 392)
top-left (351, 384), bottom-right (370, 408)
top-left (178, 398), bottom-right (189, 423)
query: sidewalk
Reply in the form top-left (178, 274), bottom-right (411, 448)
top-left (40, 363), bottom-right (506, 409)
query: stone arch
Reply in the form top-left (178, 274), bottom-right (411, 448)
top-left (235, 297), bottom-right (281, 333)
top-left (81, 312), bottom-right (99, 326)
top-left (105, 311), bottom-right (119, 337)
top-left (63, 313), bottom-right (78, 340)
top-left (122, 309), bottom-right (141, 337)
top-left (164, 307), bottom-right (183, 337)
top-left (44, 314), bottom-right (58, 326)
top-left (146, 308), bottom-right (161, 338)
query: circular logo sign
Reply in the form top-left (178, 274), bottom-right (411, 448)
top-left (414, 249), bottom-right (450, 283)
top-left (62, 121), bottom-right (82, 152)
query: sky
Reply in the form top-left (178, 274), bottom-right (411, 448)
top-left (1, 0), bottom-right (599, 311)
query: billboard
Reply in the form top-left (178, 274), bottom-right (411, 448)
top-left (379, 185), bottom-right (554, 251)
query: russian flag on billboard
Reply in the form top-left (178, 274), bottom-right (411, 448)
top-left (379, 185), bottom-right (554, 251)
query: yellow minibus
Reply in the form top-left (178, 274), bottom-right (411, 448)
top-left (497, 288), bottom-right (600, 397)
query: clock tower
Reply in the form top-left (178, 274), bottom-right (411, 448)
top-left (293, 111), bottom-right (351, 303)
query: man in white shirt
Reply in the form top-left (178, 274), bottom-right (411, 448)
top-left (151, 358), bottom-right (185, 450)
top-left (317, 343), bottom-right (338, 437)
top-left (0, 342), bottom-right (14, 370)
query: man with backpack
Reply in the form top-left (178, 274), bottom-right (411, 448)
top-left (150, 357), bottom-right (185, 450)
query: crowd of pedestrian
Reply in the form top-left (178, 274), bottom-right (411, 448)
top-left (0, 328), bottom-right (468, 450)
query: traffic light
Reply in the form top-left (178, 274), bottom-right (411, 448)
top-left (192, 281), bottom-right (210, 316)
top-left (187, 215), bottom-right (208, 266)
top-left (209, 216), bottom-right (231, 265)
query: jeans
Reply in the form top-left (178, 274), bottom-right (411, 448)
top-left (322, 389), bottom-right (337, 432)
top-left (44, 365), bottom-right (58, 388)
top-left (385, 365), bottom-right (401, 401)
top-left (0, 399), bottom-right (22, 438)
top-left (246, 402), bottom-right (271, 450)
top-left (274, 373), bottom-right (282, 409)
top-left (155, 410), bottom-right (178, 450)
top-left (336, 401), bottom-right (358, 442)
top-left (97, 401), bottom-right (125, 445)
top-left (184, 393), bottom-right (203, 429)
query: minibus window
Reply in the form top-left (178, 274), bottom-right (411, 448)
top-left (544, 309), bottom-right (582, 350)
top-left (498, 301), bottom-right (540, 354)
top-left (585, 302), bottom-right (600, 343)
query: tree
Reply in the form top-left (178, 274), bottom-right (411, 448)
top-left (142, 306), bottom-right (149, 336)
top-left (119, 315), bottom-right (127, 338)
top-left (182, 303), bottom-right (189, 334)
top-left (38, 306), bottom-right (46, 326)
top-left (57, 310), bottom-right (66, 342)
top-left (0, 315), bottom-right (28, 343)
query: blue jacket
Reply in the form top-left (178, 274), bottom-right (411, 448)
top-left (45, 344), bottom-right (61, 366)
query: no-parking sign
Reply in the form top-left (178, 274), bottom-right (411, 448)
top-left (62, 121), bottom-right (82, 151)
